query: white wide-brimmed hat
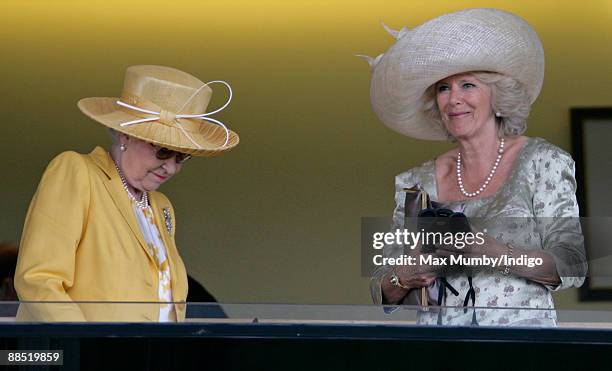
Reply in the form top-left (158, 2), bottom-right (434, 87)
top-left (78, 65), bottom-right (239, 157)
top-left (367, 8), bottom-right (544, 140)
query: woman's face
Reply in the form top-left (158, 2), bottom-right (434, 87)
top-left (435, 73), bottom-right (495, 139)
top-left (119, 136), bottom-right (184, 192)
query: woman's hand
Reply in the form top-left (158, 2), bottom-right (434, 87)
top-left (433, 227), bottom-right (506, 275)
top-left (380, 248), bottom-right (443, 304)
top-left (393, 253), bottom-right (440, 289)
top-left (434, 227), bottom-right (561, 286)
top-left (429, 222), bottom-right (502, 255)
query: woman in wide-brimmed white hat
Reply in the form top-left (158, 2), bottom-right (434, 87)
top-left (367, 9), bottom-right (587, 326)
top-left (15, 65), bottom-right (239, 322)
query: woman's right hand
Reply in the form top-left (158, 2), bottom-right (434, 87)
top-left (393, 258), bottom-right (439, 289)
top-left (380, 250), bottom-right (442, 304)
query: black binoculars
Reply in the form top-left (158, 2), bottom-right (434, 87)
top-left (417, 208), bottom-right (471, 252)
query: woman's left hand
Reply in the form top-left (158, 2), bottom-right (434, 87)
top-left (433, 227), bottom-right (507, 274)
top-left (434, 226), bottom-right (561, 286)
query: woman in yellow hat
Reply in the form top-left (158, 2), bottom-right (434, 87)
top-left (15, 65), bottom-right (239, 322)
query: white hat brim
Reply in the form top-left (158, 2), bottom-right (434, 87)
top-left (370, 8), bottom-right (544, 140)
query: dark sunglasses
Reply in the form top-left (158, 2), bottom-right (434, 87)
top-left (150, 144), bottom-right (192, 164)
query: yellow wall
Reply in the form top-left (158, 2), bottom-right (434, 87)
top-left (2, 0), bottom-right (611, 309)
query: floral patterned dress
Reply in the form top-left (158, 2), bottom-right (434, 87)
top-left (370, 137), bottom-right (587, 326)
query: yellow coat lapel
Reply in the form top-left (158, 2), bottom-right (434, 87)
top-left (88, 147), bottom-right (157, 268)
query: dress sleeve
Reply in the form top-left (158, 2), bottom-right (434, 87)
top-left (15, 152), bottom-right (90, 321)
top-left (370, 171), bottom-right (413, 304)
top-left (532, 145), bottom-right (587, 291)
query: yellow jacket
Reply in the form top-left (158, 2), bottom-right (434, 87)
top-left (15, 147), bottom-right (188, 322)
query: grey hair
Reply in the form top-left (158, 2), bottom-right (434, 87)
top-left (422, 72), bottom-right (531, 140)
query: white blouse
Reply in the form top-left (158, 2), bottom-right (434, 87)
top-left (132, 201), bottom-right (176, 322)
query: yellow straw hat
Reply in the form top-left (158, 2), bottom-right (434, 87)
top-left (367, 8), bottom-right (545, 140)
top-left (78, 65), bottom-right (239, 157)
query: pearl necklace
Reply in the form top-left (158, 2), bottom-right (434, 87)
top-left (456, 138), bottom-right (504, 198)
top-left (114, 163), bottom-right (149, 209)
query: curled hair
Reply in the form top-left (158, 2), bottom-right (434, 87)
top-left (422, 72), bottom-right (531, 140)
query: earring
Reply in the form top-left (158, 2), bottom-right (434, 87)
top-left (495, 112), bottom-right (502, 118)
top-left (120, 144), bottom-right (127, 152)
